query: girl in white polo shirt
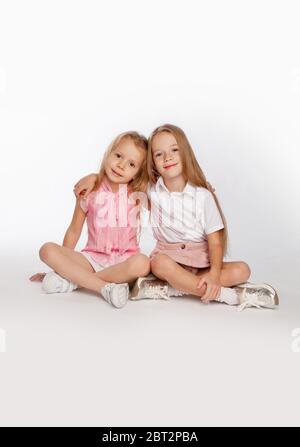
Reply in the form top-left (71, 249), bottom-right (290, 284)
top-left (73, 124), bottom-right (279, 310)
top-left (141, 124), bottom-right (279, 310)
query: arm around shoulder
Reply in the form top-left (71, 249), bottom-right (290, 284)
top-left (73, 173), bottom-right (98, 199)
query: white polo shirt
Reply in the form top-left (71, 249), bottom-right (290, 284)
top-left (147, 176), bottom-right (224, 243)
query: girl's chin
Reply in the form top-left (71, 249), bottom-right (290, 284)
top-left (107, 169), bottom-right (123, 181)
top-left (162, 170), bottom-right (181, 177)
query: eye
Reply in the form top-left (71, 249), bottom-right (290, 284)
top-left (172, 148), bottom-right (179, 152)
top-left (130, 162), bottom-right (135, 168)
top-left (155, 153), bottom-right (162, 158)
top-left (115, 153), bottom-right (121, 158)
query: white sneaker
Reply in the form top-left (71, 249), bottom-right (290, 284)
top-left (130, 275), bottom-right (170, 300)
top-left (168, 286), bottom-right (188, 297)
top-left (42, 271), bottom-right (78, 293)
top-left (101, 283), bottom-right (129, 308)
top-left (233, 282), bottom-right (279, 311)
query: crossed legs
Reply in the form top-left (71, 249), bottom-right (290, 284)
top-left (150, 253), bottom-right (251, 299)
top-left (39, 242), bottom-right (150, 293)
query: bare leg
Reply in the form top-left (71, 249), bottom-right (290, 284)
top-left (94, 253), bottom-right (151, 285)
top-left (30, 244), bottom-right (95, 282)
top-left (39, 243), bottom-right (108, 293)
top-left (39, 243), bottom-right (150, 292)
top-left (195, 261), bottom-right (251, 287)
top-left (150, 254), bottom-right (251, 298)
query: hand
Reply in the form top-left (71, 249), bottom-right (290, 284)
top-left (73, 174), bottom-right (98, 199)
top-left (196, 271), bottom-right (221, 303)
top-left (29, 272), bottom-right (46, 282)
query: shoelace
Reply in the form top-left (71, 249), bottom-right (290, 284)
top-left (168, 286), bottom-right (185, 297)
top-left (237, 289), bottom-right (273, 312)
top-left (146, 284), bottom-right (170, 300)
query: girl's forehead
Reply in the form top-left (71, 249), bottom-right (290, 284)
top-left (114, 139), bottom-right (145, 162)
top-left (152, 132), bottom-right (177, 148)
top-left (115, 138), bottom-right (136, 153)
top-left (115, 137), bottom-right (134, 150)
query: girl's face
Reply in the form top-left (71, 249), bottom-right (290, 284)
top-left (151, 132), bottom-right (183, 180)
top-left (105, 138), bottom-right (145, 185)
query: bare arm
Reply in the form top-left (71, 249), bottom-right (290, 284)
top-left (206, 230), bottom-right (224, 277)
top-left (196, 230), bottom-right (224, 301)
top-left (30, 198), bottom-right (86, 281)
top-left (63, 197), bottom-right (87, 249)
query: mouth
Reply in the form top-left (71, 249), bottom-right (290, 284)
top-left (111, 168), bottom-right (123, 177)
top-left (164, 163), bottom-right (178, 170)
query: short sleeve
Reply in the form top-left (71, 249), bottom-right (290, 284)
top-left (202, 190), bottom-right (224, 235)
top-left (80, 196), bottom-right (89, 213)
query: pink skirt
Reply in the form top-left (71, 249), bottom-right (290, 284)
top-left (150, 240), bottom-right (210, 269)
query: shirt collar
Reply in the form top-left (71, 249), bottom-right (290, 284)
top-left (156, 176), bottom-right (195, 194)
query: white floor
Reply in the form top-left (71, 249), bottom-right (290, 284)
top-left (0, 255), bottom-right (300, 427)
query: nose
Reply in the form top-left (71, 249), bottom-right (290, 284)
top-left (117, 159), bottom-right (126, 169)
top-left (164, 152), bottom-right (173, 162)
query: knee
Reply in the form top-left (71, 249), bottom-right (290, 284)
top-left (128, 254), bottom-right (150, 277)
top-left (151, 254), bottom-right (175, 278)
top-left (236, 261), bottom-right (251, 283)
top-left (39, 242), bottom-right (59, 262)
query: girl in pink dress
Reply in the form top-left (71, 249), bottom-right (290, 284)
top-left (30, 131), bottom-right (150, 308)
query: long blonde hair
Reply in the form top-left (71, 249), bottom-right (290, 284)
top-left (147, 124), bottom-right (228, 254)
top-left (94, 131), bottom-right (149, 193)
top-left (94, 131), bottom-right (149, 243)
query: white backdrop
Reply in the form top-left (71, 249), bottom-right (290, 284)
top-left (1, 0), bottom-right (300, 427)
top-left (1, 0), bottom-right (299, 286)
top-left (1, 0), bottom-right (300, 282)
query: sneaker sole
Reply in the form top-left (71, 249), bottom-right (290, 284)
top-left (110, 285), bottom-right (129, 308)
top-left (237, 282), bottom-right (279, 306)
top-left (111, 291), bottom-right (129, 308)
top-left (265, 283), bottom-right (279, 305)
